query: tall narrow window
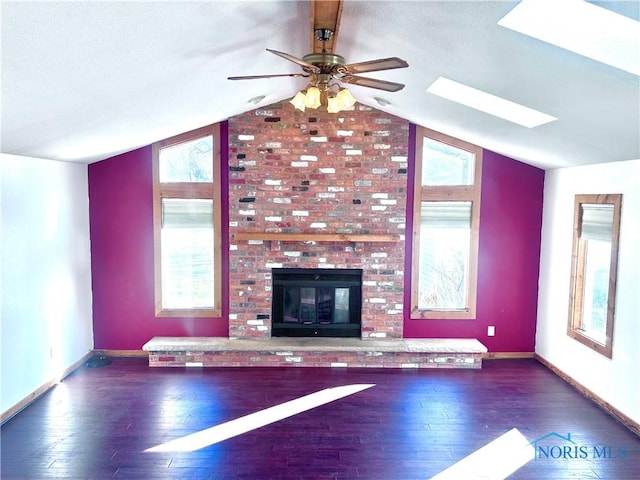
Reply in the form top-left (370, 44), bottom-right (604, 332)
top-left (411, 127), bottom-right (482, 319)
top-left (152, 124), bottom-right (222, 317)
top-left (567, 194), bottom-right (622, 358)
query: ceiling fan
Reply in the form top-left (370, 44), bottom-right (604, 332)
top-left (228, 0), bottom-right (408, 114)
top-left (228, 28), bottom-right (409, 93)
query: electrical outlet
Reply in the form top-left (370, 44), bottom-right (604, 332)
top-left (487, 326), bottom-right (496, 337)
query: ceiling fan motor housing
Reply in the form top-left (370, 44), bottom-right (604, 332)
top-left (303, 53), bottom-right (346, 73)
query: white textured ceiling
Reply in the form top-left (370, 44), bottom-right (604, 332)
top-left (1, 1), bottom-right (639, 169)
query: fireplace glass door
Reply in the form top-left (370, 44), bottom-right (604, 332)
top-left (273, 269), bottom-right (362, 337)
top-left (284, 287), bottom-right (351, 324)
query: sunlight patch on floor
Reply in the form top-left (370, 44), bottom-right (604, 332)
top-left (145, 383), bottom-right (375, 453)
top-left (430, 427), bottom-right (534, 480)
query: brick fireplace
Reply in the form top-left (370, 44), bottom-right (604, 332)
top-left (228, 102), bottom-right (409, 340)
top-left (144, 104), bottom-right (489, 366)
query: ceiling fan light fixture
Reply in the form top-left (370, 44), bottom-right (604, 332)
top-left (327, 95), bottom-right (342, 113)
top-left (336, 88), bottom-right (357, 109)
top-left (304, 86), bottom-right (322, 109)
top-left (290, 91), bottom-right (307, 111)
top-left (290, 84), bottom-right (356, 114)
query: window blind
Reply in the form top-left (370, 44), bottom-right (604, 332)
top-left (161, 198), bottom-right (213, 228)
top-left (420, 201), bottom-right (472, 229)
top-left (581, 203), bottom-right (614, 242)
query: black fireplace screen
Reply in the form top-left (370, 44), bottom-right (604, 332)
top-left (272, 268), bottom-right (362, 337)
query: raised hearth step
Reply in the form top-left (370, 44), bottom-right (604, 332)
top-left (143, 337), bottom-right (487, 369)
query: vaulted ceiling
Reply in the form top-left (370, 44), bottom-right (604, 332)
top-left (2, 1), bottom-right (638, 169)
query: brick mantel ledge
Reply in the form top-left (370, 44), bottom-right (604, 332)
top-left (232, 233), bottom-right (402, 243)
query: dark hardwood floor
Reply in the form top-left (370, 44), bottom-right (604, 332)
top-left (1, 358), bottom-right (638, 479)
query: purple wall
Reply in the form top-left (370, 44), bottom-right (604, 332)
top-left (403, 134), bottom-right (545, 352)
top-left (89, 126), bottom-right (230, 350)
top-left (89, 122), bottom-right (543, 352)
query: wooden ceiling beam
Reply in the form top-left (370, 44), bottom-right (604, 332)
top-left (310, 0), bottom-right (343, 53)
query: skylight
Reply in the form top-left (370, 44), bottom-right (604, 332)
top-left (426, 77), bottom-right (558, 128)
top-left (498, 0), bottom-right (640, 76)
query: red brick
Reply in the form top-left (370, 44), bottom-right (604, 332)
top-left (229, 102), bottom-right (409, 340)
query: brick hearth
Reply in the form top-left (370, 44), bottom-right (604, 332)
top-left (143, 337), bottom-right (488, 369)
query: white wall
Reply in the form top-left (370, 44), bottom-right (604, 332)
top-left (1, 153), bottom-right (94, 416)
top-left (536, 159), bottom-right (640, 424)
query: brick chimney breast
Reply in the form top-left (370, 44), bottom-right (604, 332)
top-left (228, 102), bottom-right (409, 340)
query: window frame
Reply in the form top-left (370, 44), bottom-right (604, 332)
top-left (410, 127), bottom-right (483, 319)
top-left (567, 193), bottom-right (622, 358)
top-left (152, 123), bottom-right (222, 317)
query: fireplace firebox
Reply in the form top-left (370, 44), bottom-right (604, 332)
top-left (271, 268), bottom-right (362, 338)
